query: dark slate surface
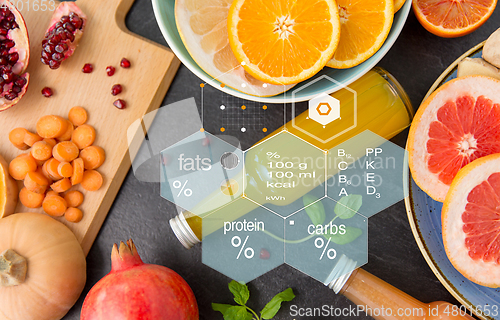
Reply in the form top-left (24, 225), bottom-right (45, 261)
top-left (63, 1), bottom-right (500, 319)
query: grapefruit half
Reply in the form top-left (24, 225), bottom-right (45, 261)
top-left (408, 75), bottom-right (500, 202)
top-left (443, 153), bottom-right (500, 287)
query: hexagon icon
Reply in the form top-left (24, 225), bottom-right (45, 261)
top-left (285, 197), bottom-right (367, 285)
top-left (327, 130), bottom-right (409, 218)
top-left (160, 131), bottom-right (244, 217)
top-left (202, 196), bottom-right (285, 283)
top-left (309, 93), bottom-right (340, 126)
top-left (291, 75), bottom-right (357, 147)
top-left (244, 131), bottom-right (326, 218)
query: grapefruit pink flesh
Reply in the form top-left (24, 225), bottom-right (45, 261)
top-left (443, 153), bottom-right (500, 287)
top-left (408, 76), bottom-right (500, 202)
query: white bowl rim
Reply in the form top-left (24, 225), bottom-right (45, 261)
top-left (152, 0), bottom-right (412, 103)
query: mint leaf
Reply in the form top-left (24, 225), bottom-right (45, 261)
top-left (334, 195), bottom-right (362, 219)
top-left (224, 306), bottom-right (253, 320)
top-left (303, 195), bottom-right (325, 226)
top-left (212, 303), bottom-right (233, 315)
top-left (260, 288), bottom-right (295, 319)
top-left (228, 280), bottom-right (250, 306)
top-left (325, 226), bottom-right (362, 245)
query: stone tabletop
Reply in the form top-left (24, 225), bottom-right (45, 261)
top-left (63, 1), bottom-right (500, 319)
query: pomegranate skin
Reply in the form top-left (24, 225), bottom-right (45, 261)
top-left (81, 240), bottom-right (199, 320)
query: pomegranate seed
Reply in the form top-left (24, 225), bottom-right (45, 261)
top-left (113, 99), bottom-right (126, 109)
top-left (106, 66), bottom-right (115, 76)
top-left (120, 58), bottom-right (131, 68)
top-left (41, 87), bottom-right (53, 97)
top-left (82, 63), bottom-right (93, 73)
top-left (111, 84), bottom-right (122, 96)
top-left (260, 248), bottom-right (270, 260)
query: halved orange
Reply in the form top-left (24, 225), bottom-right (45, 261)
top-left (326, 0), bottom-right (394, 69)
top-left (413, 0), bottom-right (497, 38)
top-left (443, 153), bottom-right (500, 287)
top-left (175, 0), bottom-right (294, 97)
top-left (408, 75), bottom-right (500, 202)
top-left (228, 0), bottom-right (340, 85)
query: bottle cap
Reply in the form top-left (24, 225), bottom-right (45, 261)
top-left (169, 212), bottom-right (200, 249)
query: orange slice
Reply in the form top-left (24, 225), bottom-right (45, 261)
top-left (0, 154), bottom-right (17, 218)
top-left (443, 153), bottom-right (500, 287)
top-left (228, 0), bottom-right (340, 85)
top-left (408, 75), bottom-right (500, 202)
top-left (175, 0), bottom-right (294, 96)
top-left (395, 0), bottom-right (406, 12)
top-left (326, 0), bottom-right (393, 69)
top-left (413, 0), bottom-right (497, 38)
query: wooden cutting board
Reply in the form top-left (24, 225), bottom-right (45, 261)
top-left (0, 0), bottom-right (180, 255)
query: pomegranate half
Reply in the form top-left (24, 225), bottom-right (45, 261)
top-left (81, 239), bottom-right (199, 320)
top-left (41, 2), bottom-right (86, 69)
top-left (0, 0), bottom-right (30, 112)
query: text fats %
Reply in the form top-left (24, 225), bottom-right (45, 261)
top-left (315, 237), bottom-right (337, 260)
top-left (266, 152), bottom-right (280, 159)
top-left (231, 236), bottom-right (255, 259)
top-left (173, 180), bottom-right (193, 197)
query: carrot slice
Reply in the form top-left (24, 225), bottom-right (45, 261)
top-left (80, 146), bottom-right (106, 170)
top-left (71, 158), bottom-right (84, 185)
top-left (50, 178), bottom-right (72, 193)
top-left (24, 171), bottom-right (50, 194)
top-left (57, 120), bottom-right (74, 142)
top-left (31, 141), bottom-right (53, 161)
top-left (9, 127), bottom-right (29, 150)
top-left (58, 161), bottom-right (73, 178)
top-left (44, 158), bottom-right (62, 180)
top-left (19, 187), bottom-right (45, 208)
top-left (65, 207), bottom-right (83, 223)
top-left (64, 190), bottom-right (84, 207)
top-left (42, 194), bottom-right (67, 216)
top-left (24, 131), bottom-right (43, 147)
top-left (53, 141), bottom-right (79, 162)
top-left (43, 138), bottom-right (57, 148)
top-left (9, 154), bottom-right (37, 180)
top-left (81, 170), bottom-right (103, 191)
top-left (68, 106), bottom-right (88, 126)
top-left (36, 115), bottom-right (69, 138)
top-left (72, 124), bottom-right (96, 149)
top-left (46, 190), bottom-right (59, 198)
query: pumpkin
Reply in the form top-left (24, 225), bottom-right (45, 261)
top-left (0, 212), bottom-right (86, 320)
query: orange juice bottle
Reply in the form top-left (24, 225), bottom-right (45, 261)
top-left (170, 67), bottom-right (413, 248)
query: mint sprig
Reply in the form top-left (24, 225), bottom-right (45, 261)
top-left (213, 280), bottom-right (295, 320)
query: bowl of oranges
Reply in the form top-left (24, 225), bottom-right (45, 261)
top-left (153, 0), bottom-right (411, 103)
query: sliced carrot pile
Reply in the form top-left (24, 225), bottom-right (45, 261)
top-left (64, 190), bottom-right (84, 207)
top-left (9, 128), bottom-right (29, 150)
top-left (65, 207), bottom-right (83, 223)
top-left (8, 108), bottom-right (105, 222)
top-left (43, 194), bottom-right (67, 217)
top-left (24, 131), bottom-right (42, 147)
top-left (36, 115), bottom-right (68, 139)
top-left (19, 187), bottom-right (45, 208)
top-left (53, 141), bottom-right (79, 162)
top-left (58, 161), bottom-right (73, 178)
top-left (80, 146), bottom-right (106, 170)
top-left (57, 120), bottom-right (74, 142)
top-left (24, 171), bottom-right (50, 194)
top-left (81, 170), bottom-right (103, 191)
top-left (31, 141), bottom-right (53, 161)
top-left (9, 154), bottom-right (37, 180)
top-left (72, 124), bottom-right (96, 149)
top-left (68, 106), bottom-right (88, 126)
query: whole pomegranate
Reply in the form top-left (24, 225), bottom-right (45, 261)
top-left (81, 239), bottom-right (199, 320)
top-left (0, 0), bottom-right (30, 112)
top-left (41, 2), bottom-right (86, 69)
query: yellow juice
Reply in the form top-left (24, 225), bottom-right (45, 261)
top-left (175, 67), bottom-right (413, 244)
